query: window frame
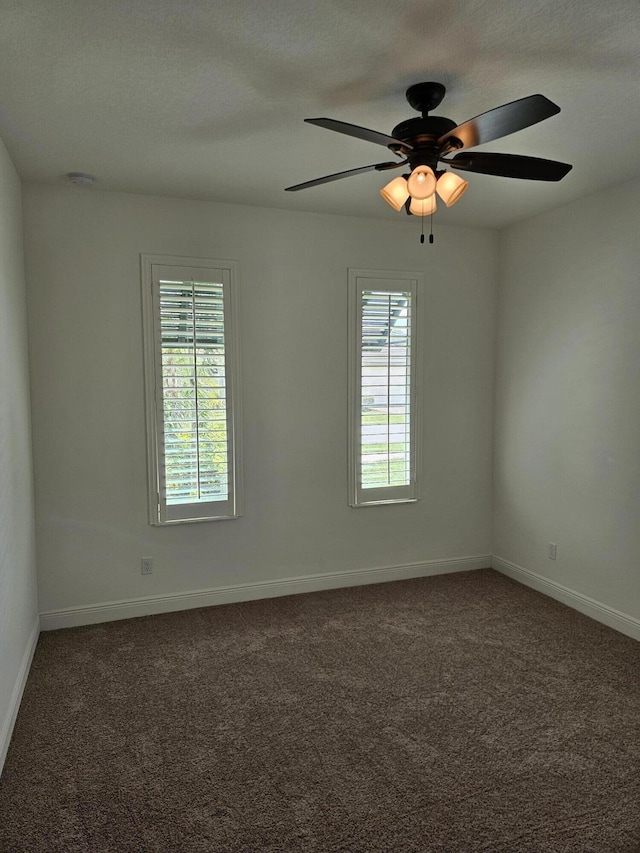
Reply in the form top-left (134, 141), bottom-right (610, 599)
top-left (348, 268), bottom-right (423, 507)
top-left (141, 253), bottom-right (243, 525)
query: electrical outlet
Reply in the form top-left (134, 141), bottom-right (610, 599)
top-left (141, 557), bottom-right (153, 575)
top-left (547, 543), bottom-right (557, 560)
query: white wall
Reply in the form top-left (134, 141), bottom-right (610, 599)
top-left (494, 180), bottom-right (640, 625)
top-left (0, 140), bottom-right (39, 769)
top-left (23, 184), bottom-right (497, 622)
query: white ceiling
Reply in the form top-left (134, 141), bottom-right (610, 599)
top-left (1, 0), bottom-right (639, 228)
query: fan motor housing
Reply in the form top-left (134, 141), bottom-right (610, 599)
top-left (390, 116), bottom-right (459, 168)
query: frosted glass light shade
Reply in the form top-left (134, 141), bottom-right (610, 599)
top-left (379, 176), bottom-right (409, 211)
top-left (407, 165), bottom-right (436, 200)
top-left (436, 172), bottom-right (469, 207)
top-left (409, 195), bottom-right (437, 216)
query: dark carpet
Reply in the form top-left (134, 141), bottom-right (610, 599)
top-left (1, 569), bottom-right (639, 852)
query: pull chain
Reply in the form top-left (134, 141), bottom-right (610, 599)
top-left (420, 208), bottom-right (433, 243)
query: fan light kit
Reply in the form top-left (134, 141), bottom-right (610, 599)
top-left (286, 82), bottom-right (572, 243)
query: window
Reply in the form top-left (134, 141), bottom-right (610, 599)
top-left (141, 255), bottom-right (242, 524)
top-left (348, 269), bottom-right (422, 506)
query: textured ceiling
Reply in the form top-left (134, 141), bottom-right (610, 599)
top-left (1, 0), bottom-right (639, 228)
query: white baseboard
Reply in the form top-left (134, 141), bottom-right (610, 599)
top-left (0, 618), bottom-right (40, 774)
top-left (39, 555), bottom-right (490, 631)
top-left (492, 556), bottom-right (640, 642)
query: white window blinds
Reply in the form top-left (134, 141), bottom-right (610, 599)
top-left (360, 289), bottom-right (412, 490)
top-left (348, 270), bottom-right (422, 506)
top-left (141, 256), bottom-right (242, 524)
top-left (159, 279), bottom-right (229, 505)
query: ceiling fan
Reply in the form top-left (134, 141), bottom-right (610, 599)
top-left (285, 82), bottom-right (572, 224)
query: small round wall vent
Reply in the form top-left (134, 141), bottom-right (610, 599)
top-left (66, 172), bottom-right (95, 187)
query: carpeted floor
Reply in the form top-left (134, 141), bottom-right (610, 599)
top-left (1, 569), bottom-right (639, 852)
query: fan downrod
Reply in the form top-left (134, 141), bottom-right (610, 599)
top-left (406, 82), bottom-right (446, 116)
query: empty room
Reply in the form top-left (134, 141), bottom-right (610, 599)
top-left (1, 1), bottom-right (639, 850)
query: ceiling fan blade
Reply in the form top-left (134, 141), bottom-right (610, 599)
top-left (305, 118), bottom-right (412, 150)
top-left (445, 152), bottom-right (572, 181)
top-left (285, 160), bottom-right (406, 192)
top-left (438, 94), bottom-right (561, 153)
